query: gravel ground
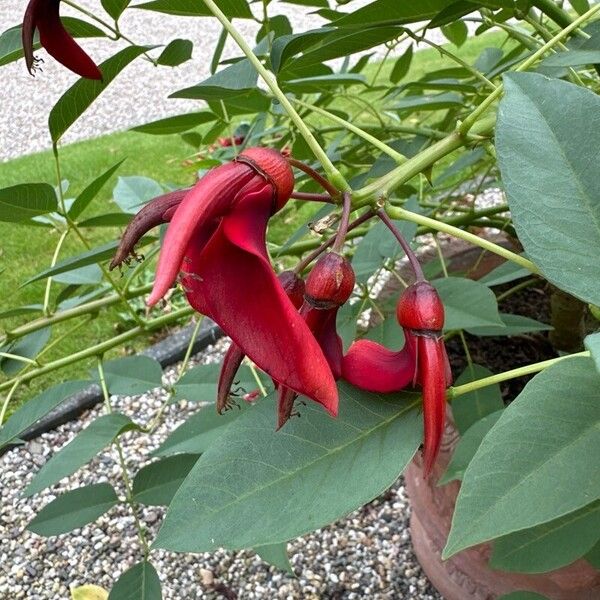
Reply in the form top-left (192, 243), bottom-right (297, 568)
top-left (0, 1), bottom-right (457, 161)
top-left (0, 335), bottom-right (442, 600)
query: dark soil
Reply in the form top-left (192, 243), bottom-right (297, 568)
top-left (445, 281), bottom-right (557, 402)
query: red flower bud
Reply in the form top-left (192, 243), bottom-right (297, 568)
top-left (277, 270), bottom-right (305, 309)
top-left (396, 281), bottom-right (444, 332)
top-left (305, 252), bottom-right (355, 308)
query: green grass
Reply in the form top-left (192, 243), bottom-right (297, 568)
top-left (0, 28), bottom-right (508, 409)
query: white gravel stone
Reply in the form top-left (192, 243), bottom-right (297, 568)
top-left (0, 335), bottom-right (442, 599)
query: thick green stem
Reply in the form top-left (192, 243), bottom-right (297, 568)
top-left (201, 0), bottom-right (349, 191)
top-left (449, 351), bottom-right (590, 399)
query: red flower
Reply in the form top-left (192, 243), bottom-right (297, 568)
top-left (22, 0), bottom-right (102, 80)
top-left (111, 148), bottom-right (338, 416)
top-left (343, 281), bottom-right (452, 476)
top-left (278, 252), bottom-right (355, 428)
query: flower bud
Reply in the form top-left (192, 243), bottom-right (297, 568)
top-left (278, 270), bottom-right (305, 309)
top-left (305, 252), bottom-right (355, 308)
top-left (396, 281), bottom-right (444, 332)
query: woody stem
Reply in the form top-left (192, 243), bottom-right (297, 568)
top-left (377, 210), bottom-right (425, 282)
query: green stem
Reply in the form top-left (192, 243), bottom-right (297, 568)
top-left (449, 351), bottom-right (590, 399)
top-left (97, 358), bottom-right (150, 558)
top-left (496, 278), bottom-right (538, 302)
top-left (0, 306), bottom-right (193, 392)
top-left (43, 230), bottom-right (69, 317)
top-left (386, 205), bottom-right (540, 275)
top-left (459, 4), bottom-right (600, 135)
top-left (201, 0), bottom-right (350, 192)
top-left (0, 379), bottom-right (21, 426)
top-left (292, 98), bottom-right (406, 163)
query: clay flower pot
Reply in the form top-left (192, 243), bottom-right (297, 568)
top-left (404, 417), bottom-right (600, 600)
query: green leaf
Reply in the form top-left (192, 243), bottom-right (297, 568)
top-left (108, 561), bottom-right (162, 600)
top-left (78, 213), bottom-right (133, 228)
top-left (171, 362), bottom-right (259, 404)
top-left (281, 73), bottom-right (366, 93)
top-left (153, 383), bottom-right (422, 552)
top-left (170, 59), bottom-right (257, 99)
top-left (479, 260), bottom-right (530, 287)
top-left (465, 313), bottom-right (552, 337)
top-left (336, 300), bottom-right (364, 352)
top-left (0, 328), bottom-right (50, 376)
top-left (490, 500), bottom-right (600, 573)
top-left (364, 316), bottom-right (405, 350)
top-left (432, 277), bottom-right (504, 330)
top-left (53, 264), bottom-right (103, 285)
top-left (25, 413), bottom-right (139, 496)
top-left (497, 593), bottom-right (549, 600)
top-left (540, 49), bottom-right (600, 68)
top-left (49, 46), bottom-right (148, 143)
top-left (23, 240), bottom-right (122, 286)
top-left (571, 0), bottom-right (590, 15)
top-left (391, 92), bottom-right (463, 113)
top-left (130, 112), bottom-right (216, 135)
top-left (113, 176), bottom-right (163, 213)
top-left (452, 365), bottom-right (504, 434)
top-left (255, 543), bottom-right (293, 574)
top-left (0, 183), bottom-right (57, 222)
top-left (101, 0), bottom-right (131, 20)
top-left (133, 0), bottom-right (252, 18)
top-left (28, 483), bottom-right (118, 536)
top-left (157, 39), bottom-right (193, 66)
top-left (390, 44), bottom-right (413, 83)
top-left (585, 539), bottom-right (600, 569)
top-left (443, 357), bottom-right (600, 558)
top-left (70, 159), bottom-right (126, 220)
top-left (442, 21), bottom-right (468, 47)
top-left (154, 403), bottom-right (249, 457)
top-left (439, 410), bottom-right (503, 484)
top-left (95, 356), bottom-right (163, 396)
top-left (496, 73), bottom-right (600, 305)
top-left (0, 305), bottom-right (43, 320)
top-left (132, 454), bottom-right (199, 506)
top-left (0, 381), bottom-right (90, 449)
top-left (334, 0), bottom-right (455, 27)
top-left (270, 29), bottom-right (333, 73)
top-left (584, 332), bottom-right (600, 374)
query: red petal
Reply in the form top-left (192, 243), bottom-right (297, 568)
top-left (302, 305), bottom-right (344, 380)
top-left (181, 185), bottom-right (338, 415)
top-left (418, 336), bottom-right (447, 477)
top-left (147, 162), bottom-right (257, 306)
top-left (217, 342), bottom-right (246, 414)
top-left (24, 0), bottom-right (102, 79)
top-left (110, 189), bottom-right (189, 271)
top-left (342, 339), bottom-right (416, 393)
top-left (277, 386), bottom-right (297, 430)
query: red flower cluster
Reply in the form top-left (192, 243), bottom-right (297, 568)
top-left (112, 149), bottom-right (451, 475)
top-left (22, 0), bottom-right (102, 80)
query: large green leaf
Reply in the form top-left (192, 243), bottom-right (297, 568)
top-left (479, 260), bottom-right (530, 287)
top-left (452, 365), bottom-right (504, 434)
top-left (101, 0), bottom-right (132, 20)
top-left (432, 277), bottom-right (504, 330)
top-left (584, 332), bottom-right (600, 374)
top-left (496, 73), bottom-right (600, 305)
top-left (0, 183), bottom-right (57, 223)
top-left (132, 454), bottom-right (199, 505)
top-left (94, 356), bottom-right (163, 396)
top-left (334, 0), bottom-right (457, 27)
top-left (439, 410), bottom-right (503, 485)
top-left (154, 402), bottom-right (249, 457)
top-left (153, 383), bottom-right (422, 552)
top-left (585, 540), bottom-right (600, 569)
top-left (444, 357), bottom-right (600, 558)
top-left (133, 0), bottom-right (252, 18)
top-left (113, 176), bottom-right (163, 213)
top-left (490, 500), bottom-right (600, 573)
top-left (24, 413), bottom-right (139, 496)
top-left (108, 561), bottom-right (162, 600)
top-left (28, 483), bottom-right (118, 536)
top-left (0, 328), bottom-right (50, 376)
top-left (49, 46), bottom-right (148, 142)
top-left (69, 159), bottom-right (126, 220)
top-left (270, 28), bottom-right (333, 72)
top-left (0, 380), bottom-right (90, 449)
top-left (255, 543), bottom-right (293, 574)
top-left (130, 112), bottom-right (216, 135)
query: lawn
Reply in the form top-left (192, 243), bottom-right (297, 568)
top-left (0, 28), bottom-right (508, 408)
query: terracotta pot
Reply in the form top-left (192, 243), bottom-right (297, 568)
top-left (405, 418), bottom-right (600, 600)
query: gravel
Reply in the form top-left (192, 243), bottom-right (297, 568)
top-left (0, 334), bottom-right (442, 600)
top-left (0, 1), bottom-right (457, 161)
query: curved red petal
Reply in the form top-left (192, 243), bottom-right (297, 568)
top-left (147, 162), bottom-right (257, 306)
top-left (276, 386), bottom-right (297, 430)
top-left (342, 338), bottom-right (416, 393)
top-left (110, 188), bottom-right (189, 271)
top-left (29, 1), bottom-right (102, 79)
top-left (217, 342), bottom-right (246, 414)
top-left (418, 336), bottom-right (447, 477)
top-left (302, 305), bottom-right (344, 380)
top-left (181, 185), bottom-right (338, 415)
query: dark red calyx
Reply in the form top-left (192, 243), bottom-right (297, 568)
top-left (278, 270), bottom-right (305, 309)
top-left (305, 252), bottom-right (355, 308)
top-left (396, 281), bottom-right (444, 332)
